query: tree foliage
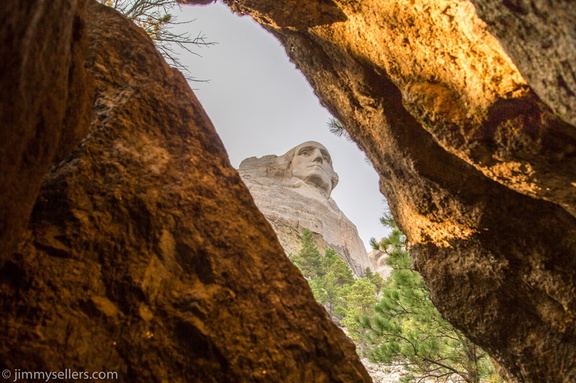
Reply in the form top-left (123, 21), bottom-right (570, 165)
top-left (340, 277), bottom-right (378, 353)
top-left (327, 118), bottom-right (352, 141)
top-left (288, 222), bottom-right (504, 382)
top-left (98, 0), bottom-right (214, 80)
top-left (289, 231), bottom-right (377, 313)
top-left (362, 218), bottom-right (504, 383)
top-left (289, 230), bottom-right (382, 353)
top-left (364, 266), bottom-right (385, 294)
top-left (289, 229), bottom-right (322, 280)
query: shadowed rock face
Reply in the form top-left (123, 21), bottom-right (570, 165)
top-left (209, 0), bottom-right (576, 381)
top-left (0, 0), bottom-right (93, 261)
top-left (0, 2), bottom-right (371, 382)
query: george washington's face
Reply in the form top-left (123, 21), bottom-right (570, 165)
top-left (290, 142), bottom-right (336, 195)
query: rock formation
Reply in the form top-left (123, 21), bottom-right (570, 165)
top-left (0, 1), bottom-right (371, 382)
top-left (3, 0), bottom-right (576, 381)
top-left (186, 0), bottom-right (576, 381)
top-left (368, 250), bottom-right (393, 280)
top-left (0, 0), bottom-right (93, 262)
top-left (239, 141), bottom-right (373, 276)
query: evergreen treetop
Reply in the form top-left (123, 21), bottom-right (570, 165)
top-left (361, 216), bottom-right (504, 383)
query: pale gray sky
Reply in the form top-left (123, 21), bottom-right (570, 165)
top-left (173, 2), bottom-right (387, 249)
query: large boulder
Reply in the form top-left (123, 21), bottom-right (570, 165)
top-left (0, 2), bottom-right (371, 382)
top-left (209, 0), bottom-right (576, 381)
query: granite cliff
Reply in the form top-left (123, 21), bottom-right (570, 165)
top-left (239, 141), bottom-right (373, 276)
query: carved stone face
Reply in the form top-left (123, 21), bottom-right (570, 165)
top-left (290, 141), bottom-right (336, 195)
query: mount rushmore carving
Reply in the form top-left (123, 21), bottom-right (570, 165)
top-left (239, 141), bottom-right (374, 276)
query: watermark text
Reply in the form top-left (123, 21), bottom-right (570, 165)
top-left (2, 368), bottom-right (118, 382)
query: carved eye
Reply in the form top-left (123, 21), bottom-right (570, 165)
top-left (300, 150), bottom-right (310, 156)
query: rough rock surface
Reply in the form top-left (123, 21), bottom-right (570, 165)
top-left (470, 0), bottom-right (576, 127)
top-left (239, 145), bottom-right (373, 276)
top-left (208, 0), bottom-right (576, 381)
top-left (0, 0), bottom-right (93, 261)
top-left (0, 2), bottom-right (371, 382)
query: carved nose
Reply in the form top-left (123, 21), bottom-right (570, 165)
top-left (312, 149), bottom-right (323, 163)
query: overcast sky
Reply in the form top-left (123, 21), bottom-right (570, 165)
top-left (173, 2), bottom-right (387, 249)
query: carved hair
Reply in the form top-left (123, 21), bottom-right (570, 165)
top-left (238, 141), bottom-right (339, 193)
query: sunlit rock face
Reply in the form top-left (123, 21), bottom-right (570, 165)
top-left (239, 141), bottom-right (373, 276)
top-left (212, 0), bottom-right (576, 381)
top-left (0, 2), bottom-right (371, 382)
top-left (470, 0), bottom-right (576, 127)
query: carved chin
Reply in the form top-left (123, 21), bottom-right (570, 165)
top-left (304, 174), bottom-right (331, 194)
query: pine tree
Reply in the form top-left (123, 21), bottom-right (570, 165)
top-left (311, 248), bottom-right (355, 318)
top-left (310, 271), bottom-right (342, 317)
top-left (361, 216), bottom-right (505, 383)
top-left (365, 266), bottom-right (385, 294)
top-left (98, 0), bottom-right (214, 80)
top-left (340, 278), bottom-right (378, 353)
top-left (289, 229), bottom-right (322, 280)
top-left (289, 233), bottom-right (357, 319)
top-left (323, 248), bottom-right (355, 286)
